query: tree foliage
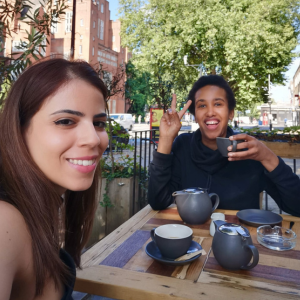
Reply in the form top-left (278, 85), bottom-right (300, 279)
top-left (119, 0), bottom-right (300, 109)
top-left (0, 0), bottom-right (67, 102)
top-left (125, 60), bottom-right (151, 116)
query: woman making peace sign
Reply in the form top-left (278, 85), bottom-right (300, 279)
top-left (148, 75), bottom-right (300, 216)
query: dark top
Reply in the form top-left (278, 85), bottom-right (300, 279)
top-left (148, 127), bottom-right (300, 217)
top-left (60, 249), bottom-right (76, 300)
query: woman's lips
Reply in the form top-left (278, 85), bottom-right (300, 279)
top-left (205, 120), bottom-right (220, 130)
top-left (67, 157), bottom-right (98, 173)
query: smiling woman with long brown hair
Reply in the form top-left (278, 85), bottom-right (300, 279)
top-left (0, 59), bottom-right (109, 299)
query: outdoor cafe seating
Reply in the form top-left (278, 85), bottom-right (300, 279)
top-left (74, 203), bottom-right (300, 300)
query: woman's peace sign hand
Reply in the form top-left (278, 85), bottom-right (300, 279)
top-left (157, 95), bottom-right (192, 154)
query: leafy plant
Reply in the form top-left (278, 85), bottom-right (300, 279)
top-left (0, 0), bottom-right (67, 103)
top-left (119, 0), bottom-right (300, 110)
top-left (238, 126), bottom-right (300, 143)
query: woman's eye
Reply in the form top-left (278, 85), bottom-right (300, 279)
top-left (54, 119), bottom-right (75, 126)
top-left (215, 102), bottom-right (222, 106)
top-left (94, 121), bottom-right (107, 128)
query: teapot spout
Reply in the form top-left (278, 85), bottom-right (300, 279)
top-left (214, 220), bottom-right (226, 230)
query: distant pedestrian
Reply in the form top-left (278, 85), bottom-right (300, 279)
top-left (145, 115), bottom-right (150, 124)
top-left (138, 115), bottom-right (142, 124)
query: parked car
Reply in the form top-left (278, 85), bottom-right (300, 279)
top-left (109, 114), bottom-right (134, 131)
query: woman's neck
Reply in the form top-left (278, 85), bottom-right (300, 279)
top-left (201, 137), bottom-right (218, 150)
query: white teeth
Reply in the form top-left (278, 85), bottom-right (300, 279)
top-left (206, 121), bottom-right (219, 125)
top-left (68, 159), bottom-right (95, 166)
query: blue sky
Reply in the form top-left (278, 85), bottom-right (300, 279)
top-left (271, 56), bottom-right (300, 103)
top-left (108, 0), bottom-right (299, 103)
top-left (108, 0), bottom-right (120, 21)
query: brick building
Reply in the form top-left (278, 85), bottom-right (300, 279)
top-left (50, 0), bottom-right (131, 113)
top-left (2, 0), bottom-right (130, 113)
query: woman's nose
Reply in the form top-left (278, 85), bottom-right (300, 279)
top-left (206, 104), bottom-right (215, 116)
top-left (78, 122), bottom-right (100, 147)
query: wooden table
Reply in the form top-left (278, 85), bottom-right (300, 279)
top-left (75, 205), bottom-right (300, 300)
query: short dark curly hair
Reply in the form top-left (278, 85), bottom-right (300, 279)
top-left (187, 75), bottom-right (236, 116)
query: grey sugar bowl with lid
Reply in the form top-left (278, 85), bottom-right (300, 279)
top-left (172, 188), bottom-right (219, 225)
top-left (212, 220), bottom-right (259, 270)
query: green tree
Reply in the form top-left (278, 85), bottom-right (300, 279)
top-left (0, 0), bottom-right (67, 103)
top-left (119, 0), bottom-right (300, 109)
top-left (125, 61), bottom-right (151, 116)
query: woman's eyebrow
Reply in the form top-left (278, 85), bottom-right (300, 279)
top-left (50, 110), bottom-right (107, 118)
top-left (51, 109), bottom-right (84, 116)
top-left (196, 98), bottom-right (225, 103)
top-left (94, 113), bottom-right (107, 118)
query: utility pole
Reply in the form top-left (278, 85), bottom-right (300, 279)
top-left (268, 74), bottom-right (272, 131)
top-left (70, 0), bottom-right (76, 60)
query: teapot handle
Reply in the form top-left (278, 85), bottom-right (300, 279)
top-left (241, 245), bottom-right (259, 270)
top-left (209, 193), bottom-right (220, 212)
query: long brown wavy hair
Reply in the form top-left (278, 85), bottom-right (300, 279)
top-left (0, 58), bottom-right (108, 295)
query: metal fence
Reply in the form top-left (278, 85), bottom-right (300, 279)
top-left (131, 129), bottom-right (158, 214)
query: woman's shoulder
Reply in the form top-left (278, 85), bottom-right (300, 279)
top-left (0, 201), bottom-right (32, 267)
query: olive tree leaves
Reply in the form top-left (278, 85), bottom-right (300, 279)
top-left (0, 0), bottom-right (67, 102)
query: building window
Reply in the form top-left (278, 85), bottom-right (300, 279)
top-left (92, 47), bottom-right (94, 56)
top-left (40, 38), bottom-right (46, 56)
top-left (97, 18), bottom-right (100, 38)
top-left (101, 4), bottom-right (104, 13)
top-left (112, 36), bottom-right (115, 42)
top-left (93, 21), bottom-right (95, 28)
top-left (112, 100), bottom-right (116, 113)
top-left (80, 19), bottom-right (84, 27)
top-left (103, 71), bottom-right (112, 90)
top-left (65, 12), bottom-right (72, 32)
top-left (80, 35), bottom-right (83, 40)
top-left (114, 47), bottom-right (118, 52)
top-left (100, 20), bottom-right (104, 40)
top-left (93, 36), bottom-right (95, 41)
top-left (12, 41), bottom-right (25, 52)
top-left (51, 16), bottom-right (58, 34)
top-left (79, 45), bottom-right (82, 54)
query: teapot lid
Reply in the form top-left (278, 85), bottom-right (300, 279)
top-left (183, 188), bottom-right (206, 194)
top-left (219, 223), bottom-right (250, 237)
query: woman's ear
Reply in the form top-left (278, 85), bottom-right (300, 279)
top-left (229, 109), bottom-right (234, 121)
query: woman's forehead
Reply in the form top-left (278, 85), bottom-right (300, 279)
top-left (195, 85), bottom-right (228, 102)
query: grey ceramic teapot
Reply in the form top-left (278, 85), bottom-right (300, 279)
top-left (172, 188), bottom-right (219, 224)
top-left (212, 220), bottom-right (259, 270)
